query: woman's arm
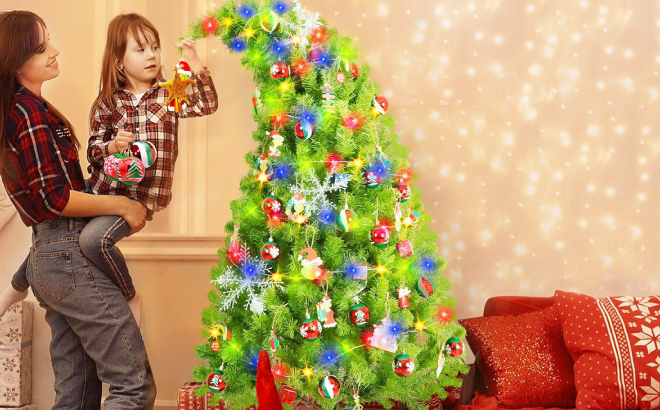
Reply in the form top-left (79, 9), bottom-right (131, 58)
top-left (60, 191), bottom-right (146, 235)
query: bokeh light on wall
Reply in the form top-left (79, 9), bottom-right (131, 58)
top-left (299, 0), bottom-right (659, 316)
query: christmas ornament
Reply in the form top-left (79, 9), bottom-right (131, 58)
top-left (325, 152), bottom-right (342, 171)
top-left (266, 130), bottom-right (284, 159)
top-left (349, 303), bottom-right (370, 327)
top-left (292, 58), bottom-right (310, 76)
top-left (260, 11), bottom-right (281, 33)
top-left (206, 368), bottom-right (227, 393)
top-left (252, 88), bottom-right (262, 116)
top-left (395, 183), bottom-right (411, 202)
top-left (364, 166), bottom-right (382, 188)
top-left (416, 277), bottom-right (435, 298)
top-left (337, 208), bottom-right (356, 232)
top-left (202, 16), bottom-right (220, 36)
top-left (298, 247), bottom-right (324, 280)
top-left (370, 318), bottom-right (399, 353)
top-left (350, 62), bottom-right (359, 80)
top-left (294, 119), bottom-right (314, 140)
top-left (130, 141), bottom-right (157, 168)
top-left (104, 154), bottom-right (145, 185)
top-left (372, 96), bottom-right (389, 116)
top-left (394, 202), bottom-right (402, 232)
top-left (336, 71), bottom-right (346, 84)
top-left (342, 114), bottom-right (361, 129)
top-left (262, 195), bottom-right (283, 217)
top-left (318, 375), bottom-right (341, 399)
top-left (397, 287), bottom-right (411, 308)
top-left (396, 240), bottom-right (414, 259)
top-left (280, 384), bottom-right (297, 405)
top-left (227, 225), bottom-right (245, 265)
top-left (255, 351), bottom-right (283, 409)
top-left (436, 350), bottom-right (446, 378)
top-left (333, 173), bottom-right (350, 189)
top-left (260, 238), bottom-right (280, 265)
top-left (269, 327), bottom-right (280, 352)
top-left (209, 340), bottom-right (221, 352)
top-left (300, 312), bottom-right (322, 340)
top-left (445, 337), bottom-right (465, 357)
top-left (403, 209), bottom-right (420, 229)
top-left (254, 153), bottom-right (274, 181)
top-left (286, 193), bottom-right (308, 224)
top-left (157, 62), bottom-right (196, 113)
top-left (316, 295), bottom-right (337, 328)
top-left (270, 62), bottom-right (290, 82)
top-left (393, 353), bottom-right (415, 377)
top-left (321, 83), bottom-right (336, 112)
top-left (370, 225), bottom-right (390, 247)
top-left (349, 392), bottom-right (364, 410)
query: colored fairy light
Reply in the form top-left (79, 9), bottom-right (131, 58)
top-left (237, 4), bottom-right (256, 19)
top-left (302, 366), bottom-right (314, 378)
top-left (414, 320), bottom-right (426, 332)
top-left (420, 257), bottom-right (437, 273)
top-left (229, 37), bottom-right (247, 53)
top-left (242, 261), bottom-right (259, 278)
top-left (272, 1), bottom-right (289, 15)
top-left (320, 209), bottom-right (335, 225)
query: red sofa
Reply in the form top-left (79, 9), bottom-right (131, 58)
top-left (457, 294), bottom-right (653, 410)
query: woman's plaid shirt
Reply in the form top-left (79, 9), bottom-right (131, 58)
top-left (87, 68), bottom-right (218, 211)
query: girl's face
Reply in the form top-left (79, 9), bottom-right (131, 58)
top-left (16, 25), bottom-right (60, 88)
top-left (121, 30), bottom-right (161, 87)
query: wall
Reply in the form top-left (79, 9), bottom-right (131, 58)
top-left (0, 0), bottom-right (657, 408)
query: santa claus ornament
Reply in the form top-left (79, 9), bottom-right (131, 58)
top-left (392, 353), bottom-right (415, 377)
top-left (318, 375), bottom-right (341, 399)
top-left (298, 247), bottom-right (324, 281)
top-left (316, 295), bottom-right (337, 328)
top-left (372, 96), bottom-right (389, 116)
top-left (300, 312), bottom-right (322, 341)
top-left (397, 286), bottom-right (411, 309)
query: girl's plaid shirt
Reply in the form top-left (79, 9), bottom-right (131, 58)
top-left (87, 68), bottom-right (218, 211)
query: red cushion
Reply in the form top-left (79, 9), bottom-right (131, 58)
top-left (483, 296), bottom-right (555, 317)
top-left (555, 291), bottom-right (660, 410)
top-left (460, 305), bottom-right (577, 408)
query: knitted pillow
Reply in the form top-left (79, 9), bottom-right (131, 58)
top-left (460, 305), bottom-right (576, 408)
top-left (555, 290), bottom-right (660, 410)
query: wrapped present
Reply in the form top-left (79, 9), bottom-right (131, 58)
top-left (0, 301), bottom-right (33, 407)
top-left (177, 382), bottom-right (258, 410)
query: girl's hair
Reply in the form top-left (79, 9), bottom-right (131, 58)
top-left (0, 10), bottom-right (78, 169)
top-left (89, 13), bottom-right (162, 128)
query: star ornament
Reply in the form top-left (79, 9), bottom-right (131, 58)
top-left (157, 67), bottom-right (196, 112)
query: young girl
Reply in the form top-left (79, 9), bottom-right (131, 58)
top-left (0, 10), bottom-right (155, 408)
top-left (0, 12), bottom-right (218, 323)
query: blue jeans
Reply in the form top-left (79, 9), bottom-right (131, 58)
top-left (26, 218), bottom-right (155, 410)
top-left (12, 215), bottom-right (135, 301)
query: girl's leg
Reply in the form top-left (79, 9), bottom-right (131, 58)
top-left (0, 255), bottom-right (30, 318)
top-left (78, 216), bottom-right (136, 301)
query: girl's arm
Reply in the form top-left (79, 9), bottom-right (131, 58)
top-left (87, 98), bottom-right (115, 169)
top-left (177, 38), bottom-right (218, 118)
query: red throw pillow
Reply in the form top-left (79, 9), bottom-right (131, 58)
top-left (555, 290), bottom-right (660, 410)
top-left (460, 305), bottom-right (577, 408)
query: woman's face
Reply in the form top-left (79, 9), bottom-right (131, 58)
top-left (16, 25), bottom-right (60, 87)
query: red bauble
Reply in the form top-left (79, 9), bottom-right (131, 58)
top-left (370, 226), bottom-right (390, 247)
top-left (392, 354), bottom-right (415, 377)
top-left (342, 114), bottom-right (361, 129)
top-left (349, 303), bottom-right (370, 327)
top-left (375, 96), bottom-right (389, 113)
top-left (202, 16), bottom-right (220, 35)
top-left (209, 340), bottom-right (221, 352)
top-left (206, 370), bottom-right (227, 393)
top-left (336, 71), bottom-right (346, 84)
top-left (270, 62), bottom-right (290, 81)
top-left (260, 241), bottom-right (280, 265)
top-left (261, 195), bottom-right (283, 217)
top-left (294, 119), bottom-right (314, 140)
top-left (350, 63), bottom-right (359, 79)
top-left (227, 243), bottom-right (245, 265)
top-left (445, 337), bottom-right (465, 357)
top-left (300, 317), bottom-right (322, 340)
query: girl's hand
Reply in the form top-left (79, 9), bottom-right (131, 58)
top-left (177, 37), bottom-right (204, 72)
top-left (109, 131), bottom-right (134, 154)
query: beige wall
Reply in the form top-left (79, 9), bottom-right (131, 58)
top-left (1, 0), bottom-right (658, 408)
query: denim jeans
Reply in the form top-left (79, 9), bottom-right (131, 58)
top-left (27, 218), bottom-right (156, 410)
top-left (12, 215), bottom-right (135, 301)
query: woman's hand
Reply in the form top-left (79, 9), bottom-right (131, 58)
top-left (119, 197), bottom-right (147, 236)
top-left (177, 37), bottom-right (204, 72)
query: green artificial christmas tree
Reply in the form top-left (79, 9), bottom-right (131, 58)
top-left (184, 1), bottom-right (468, 409)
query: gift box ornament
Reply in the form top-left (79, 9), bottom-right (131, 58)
top-left (0, 301), bottom-right (33, 407)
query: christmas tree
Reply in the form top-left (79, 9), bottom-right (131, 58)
top-left (184, 2), bottom-right (468, 409)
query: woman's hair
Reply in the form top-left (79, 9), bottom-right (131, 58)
top-left (0, 10), bottom-right (77, 168)
top-left (89, 13), bottom-right (162, 128)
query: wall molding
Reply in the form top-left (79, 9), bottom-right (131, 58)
top-left (123, 234), bottom-right (225, 260)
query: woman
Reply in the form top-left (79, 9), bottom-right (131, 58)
top-left (0, 11), bottom-right (156, 409)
